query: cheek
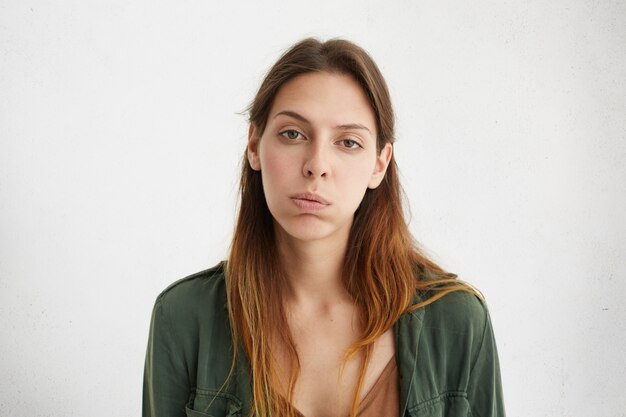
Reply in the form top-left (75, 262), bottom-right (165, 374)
top-left (258, 143), bottom-right (298, 198)
top-left (334, 158), bottom-right (376, 202)
top-left (261, 147), bottom-right (294, 183)
top-left (339, 156), bottom-right (376, 185)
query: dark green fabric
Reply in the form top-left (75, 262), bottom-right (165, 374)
top-left (143, 263), bottom-right (505, 417)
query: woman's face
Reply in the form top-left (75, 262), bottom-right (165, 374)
top-left (247, 71), bottom-right (392, 244)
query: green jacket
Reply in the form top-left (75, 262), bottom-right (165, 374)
top-left (143, 263), bottom-right (505, 417)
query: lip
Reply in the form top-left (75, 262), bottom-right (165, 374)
top-left (290, 192), bottom-right (331, 211)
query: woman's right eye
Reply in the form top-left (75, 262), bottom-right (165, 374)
top-left (280, 129), bottom-right (304, 140)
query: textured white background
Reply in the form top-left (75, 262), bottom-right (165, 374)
top-left (1, 1), bottom-right (625, 416)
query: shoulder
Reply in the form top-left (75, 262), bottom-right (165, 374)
top-left (399, 271), bottom-right (505, 413)
top-left (420, 290), bottom-right (492, 380)
top-left (411, 272), bottom-right (492, 371)
top-left (144, 262), bottom-right (236, 409)
top-left (422, 289), bottom-right (489, 338)
top-left (414, 268), bottom-right (489, 337)
top-left (157, 261), bottom-right (227, 299)
top-left (153, 261), bottom-right (228, 323)
top-left (400, 284), bottom-right (504, 413)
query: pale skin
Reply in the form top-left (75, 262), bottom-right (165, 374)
top-left (247, 71), bottom-right (394, 417)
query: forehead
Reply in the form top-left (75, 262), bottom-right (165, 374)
top-left (267, 72), bottom-right (377, 132)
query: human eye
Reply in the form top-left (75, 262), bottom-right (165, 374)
top-left (338, 138), bottom-right (362, 149)
top-left (280, 129), bottom-right (305, 141)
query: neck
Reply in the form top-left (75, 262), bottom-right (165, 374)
top-left (275, 225), bottom-right (352, 309)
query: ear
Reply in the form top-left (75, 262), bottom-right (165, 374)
top-left (247, 124), bottom-right (261, 171)
top-left (368, 143), bottom-right (393, 189)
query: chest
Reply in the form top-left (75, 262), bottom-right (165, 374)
top-left (277, 317), bottom-right (396, 417)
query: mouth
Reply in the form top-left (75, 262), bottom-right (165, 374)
top-left (290, 193), bottom-right (331, 211)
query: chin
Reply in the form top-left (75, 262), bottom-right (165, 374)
top-left (274, 216), bottom-right (347, 243)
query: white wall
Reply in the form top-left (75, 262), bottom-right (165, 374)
top-left (1, 1), bottom-right (625, 416)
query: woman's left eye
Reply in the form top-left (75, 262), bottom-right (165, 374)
top-left (339, 139), bottom-right (361, 149)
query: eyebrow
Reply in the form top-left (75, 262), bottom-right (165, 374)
top-left (273, 110), bottom-right (372, 134)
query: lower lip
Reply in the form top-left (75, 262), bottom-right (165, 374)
top-left (291, 198), bottom-right (329, 211)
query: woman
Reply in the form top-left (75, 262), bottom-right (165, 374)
top-left (143, 38), bottom-right (505, 417)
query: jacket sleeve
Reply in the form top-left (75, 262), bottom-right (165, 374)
top-left (466, 308), bottom-right (506, 417)
top-left (143, 296), bottom-right (190, 417)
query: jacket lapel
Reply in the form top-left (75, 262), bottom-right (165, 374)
top-left (395, 306), bottom-right (425, 416)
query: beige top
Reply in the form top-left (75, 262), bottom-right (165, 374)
top-left (294, 355), bottom-right (399, 417)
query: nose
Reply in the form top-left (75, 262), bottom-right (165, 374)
top-left (302, 140), bottom-right (331, 179)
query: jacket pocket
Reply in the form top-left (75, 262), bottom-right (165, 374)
top-left (406, 392), bottom-right (470, 416)
top-left (185, 406), bottom-right (213, 417)
top-left (186, 389), bottom-right (242, 417)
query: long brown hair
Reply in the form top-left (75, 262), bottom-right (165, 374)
top-left (227, 38), bottom-right (475, 417)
